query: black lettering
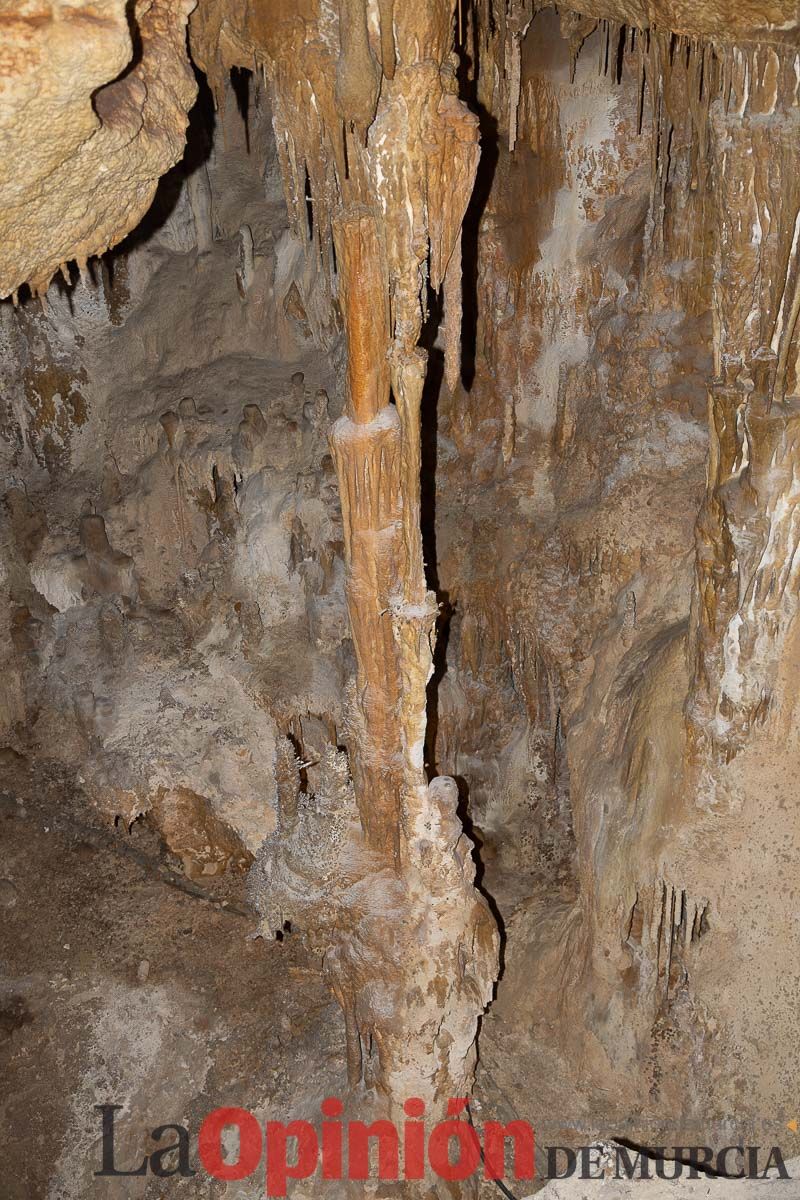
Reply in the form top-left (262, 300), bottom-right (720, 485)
top-left (717, 1146), bottom-right (745, 1178)
top-left (761, 1147), bottom-right (790, 1179)
top-left (546, 1147), bottom-right (576, 1178)
top-left (655, 1154), bottom-right (683, 1179)
top-left (580, 1146), bottom-right (604, 1178)
top-left (94, 1105), bottom-right (147, 1177)
top-left (150, 1124), bottom-right (195, 1178)
top-left (685, 1147), bottom-right (714, 1179)
top-left (615, 1146), bottom-right (651, 1179)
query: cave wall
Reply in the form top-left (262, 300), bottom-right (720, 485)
top-left (0, 0), bottom-right (198, 298)
top-left (434, 7), bottom-right (800, 1149)
top-left (0, 80), bottom-right (350, 875)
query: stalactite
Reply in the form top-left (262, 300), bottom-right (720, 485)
top-left (559, 10), bottom-right (599, 83)
top-left (637, 25), bottom-right (646, 132)
top-left (335, 0), bottom-right (381, 134)
top-left (508, 31), bottom-right (522, 150)
top-left (443, 231), bottom-right (464, 393)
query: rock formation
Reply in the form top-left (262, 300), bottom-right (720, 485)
top-left (0, 0), bottom-right (197, 298)
top-left (2, 0), bottom-right (800, 1196)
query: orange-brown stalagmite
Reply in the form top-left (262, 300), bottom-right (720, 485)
top-left (328, 208), bottom-right (404, 858)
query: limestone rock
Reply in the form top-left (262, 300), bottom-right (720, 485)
top-left (0, 0), bottom-right (197, 297)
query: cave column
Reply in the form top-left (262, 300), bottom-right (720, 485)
top-left (324, 0), bottom-right (498, 1128)
top-left (329, 206), bottom-right (407, 863)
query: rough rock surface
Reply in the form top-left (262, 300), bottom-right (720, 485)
top-left (434, 3), bottom-right (800, 1161)
top-left (0, 0), bottom-right (198, 298)
top-left (1, 83), bottom-right (345, 886)
top-left (2, 0), bottom-right (800, 1196)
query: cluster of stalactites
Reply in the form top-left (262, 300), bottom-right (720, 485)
top-left (467, 1), bottom-right (798, 248)
top-left (7, 258), bottom-right (99, 311)
top-left (189, 0), bottom-right (477, 385)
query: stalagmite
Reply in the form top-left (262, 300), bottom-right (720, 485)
top-left (235, 224), bottom-right (255, 295)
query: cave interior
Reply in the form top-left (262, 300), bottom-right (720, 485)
top-left (2, 0), bottom-right (800, 1196)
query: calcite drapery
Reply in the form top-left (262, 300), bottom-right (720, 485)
top-left (688, 48), bottom-right (800, 764)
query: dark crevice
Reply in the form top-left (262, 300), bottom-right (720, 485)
top-left (456, 15), bottom-right (499, 393)
top-left (106, 68), bottom-right (216, 262)
top-left (454, 774), bottom-right (507, 990)
top-left (230, 67), bottom-right (252, 152)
